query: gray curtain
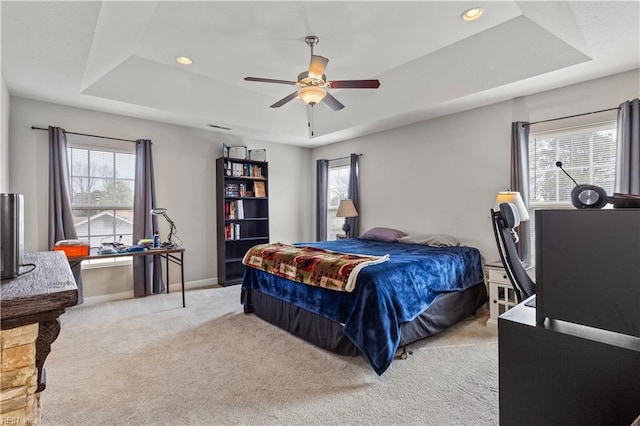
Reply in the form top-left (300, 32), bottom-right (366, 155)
top-left (48, 126), bottom-right (83, 304)
top-left (132, 139), bottom-right (164, 296)
top-left (510, 121), bottom-right (531, 266)
top-left (316, 159), bottom-right (328, 241)
top-left (615, 98), bottom-right (640, 195)
top-left (347, 153), bottom-right (360, 238)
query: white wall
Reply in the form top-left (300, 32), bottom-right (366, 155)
top-left (7, 69), bottom-right (638, 297)
top-left (311, 69), bottom-right (640, 262)
top-left (1, 75), bottom-right (9, 192)
top-left (0, 0), bottom-right (7, 192)
top-left (8, 97), bottom-right (310, 297)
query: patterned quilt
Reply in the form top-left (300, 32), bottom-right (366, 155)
top-left (242, 242), bottom-right (389, 292)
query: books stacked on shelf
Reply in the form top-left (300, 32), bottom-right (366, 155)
top-left (223, 159), bottom-right (265, 178)
top-left (224, 200), bottom-right (245, 220)
top-left (225, 183), bottom-right (249, 198)
top-left (225, 223), bottom-right (241, 240)
top-left (225, 183), bottom-right (239, 197)
top-left (227, 183), bottom-right (267, 198)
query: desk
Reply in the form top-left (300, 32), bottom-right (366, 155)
top-left (67, 247), bottom-right (186, 307)
top-left (499, 300), bottom-right (640, 425)
top-left (1, 251), bottom-right (77, 405)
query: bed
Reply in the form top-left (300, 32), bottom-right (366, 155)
top-left (241, 237), bottom-right (487, 375)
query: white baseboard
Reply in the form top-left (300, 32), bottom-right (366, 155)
top-left (82, 277), bottom-right (219, 306)
top-left (82, 290), bottom-right (135, 306)
top-left (168, 277), bottom-right (218, 293)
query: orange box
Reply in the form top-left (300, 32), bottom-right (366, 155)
top-left (54, 245), bottom-right (89, 257)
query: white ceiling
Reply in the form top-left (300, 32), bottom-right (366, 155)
top-left (2, 1), bottom-right (639, 146)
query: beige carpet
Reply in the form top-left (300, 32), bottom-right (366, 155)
top-left (42, 286), bottom-right (498, 425)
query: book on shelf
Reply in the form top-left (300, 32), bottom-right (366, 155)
top-left (225, 223), bottom-right (241, 240)
top-left (224, 161), bottom-right (264, 178)
top-left (225, 183), bottom-right (240, 197)
top-left (237, 200), bottom-right (244, 219)
top-left (224, 200), bottom-right (245, 220)
top-left (254, 181), bottom-right (266, 197)
top-left (224, 159), bottom-right (264, 178)
top-left (232, 163), bottom-right (243, 177)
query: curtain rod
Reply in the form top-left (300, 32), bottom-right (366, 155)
top-left (31, 126), bottom-right (137, 143)
top-left (331, 153), bottom-right (363, 161)
top-left (529, 107), bottom-right (619, 126)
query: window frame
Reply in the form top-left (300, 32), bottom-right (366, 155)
top-left (326, 158), bottom-right (351, 240)
top-left (527, 120), bottom-right (617, 263)
top-left (66, 135), bottom-right (137, 268)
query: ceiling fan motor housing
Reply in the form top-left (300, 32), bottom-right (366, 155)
top-left (297, 71), bottom-right (326, 87)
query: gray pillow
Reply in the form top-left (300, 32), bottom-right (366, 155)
top-left (358, 227), bottom-right (407, 242)
top-left (396, 234), bottom-right (460, 247)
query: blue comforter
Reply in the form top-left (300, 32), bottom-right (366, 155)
top-left (241, 239), bottom-right (484, 375)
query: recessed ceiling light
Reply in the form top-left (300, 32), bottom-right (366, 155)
top-left (461, 7), bottom-right (484, 22)
top-left (176, 56), bottom-right (193, 65)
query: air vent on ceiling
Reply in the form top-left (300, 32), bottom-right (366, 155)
top-left (207, 124), bottom-right (231, 131)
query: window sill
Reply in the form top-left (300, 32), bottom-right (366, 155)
top-left (81, 258), bottom-right (132, 270)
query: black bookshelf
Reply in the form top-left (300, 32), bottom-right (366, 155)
top-left (216, 157), bottom-right (269, 286)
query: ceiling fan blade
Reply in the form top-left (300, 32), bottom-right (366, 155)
top-left (308, 55), bottom-right (329, 79)
top-left (307, 105), bottom-right (314, 138)
top-left (270, 91), bottom-right (299, 108)
top-left (322, 92), bottom-right (345, 111)
top-left (327, 79), bottom-right (380, 89)
top-left (245, 77), bottom-right (297, 85)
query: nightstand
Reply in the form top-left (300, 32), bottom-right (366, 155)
top-left (485, 261), bottom-right (519, 328)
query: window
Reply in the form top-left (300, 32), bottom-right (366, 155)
top-left (528, 121), bottom-right (617, 262)
top-left (326, 158), bottom-right (350, 240)
top-left (67, 136), bottom-right (136, 265)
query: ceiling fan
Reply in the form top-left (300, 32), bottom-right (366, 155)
top-left (244, 36), bottom-right (380, 112)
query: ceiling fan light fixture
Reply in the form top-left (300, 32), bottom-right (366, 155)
top-left (176, 56), bottom-right (193, 65)
top-left (461, 7), bottom-right (484, 21)
top-left (298, 86), bottom-right (326, 106)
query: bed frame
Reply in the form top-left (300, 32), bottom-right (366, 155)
top-left (243, 282), bottom-right (487, 357)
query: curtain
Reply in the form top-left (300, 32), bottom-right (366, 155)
top-left (316, 159), bottom-right (328, 241)
top-left (615, 98), bottom-right (640, 195)
top-left (347, 153), bottom-right (360, 238)
top-left (510, 121), bottom-right (531, 265)
top-left (132, 139), bottom-right (164, 296)
top-left (48, 126), bottom-right (83, 304)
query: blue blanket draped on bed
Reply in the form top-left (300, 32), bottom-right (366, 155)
top-left (241, 239), bottom-right (484, 375)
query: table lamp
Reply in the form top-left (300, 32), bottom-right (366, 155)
top-left (495, 191), bottom-right (530, 221)
top-left (336, 199), bottom-right (358, 238)
top-left (150, 208), bottom-right (177, 248)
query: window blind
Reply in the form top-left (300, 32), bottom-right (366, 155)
top-left (528, 121), bottom-right (617, 262)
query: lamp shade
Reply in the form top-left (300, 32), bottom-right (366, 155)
top-left (495, 191), bottom-right (530, 221)
top-left (298, 86), bottom-right (326, 105)
top-left (336, 199), bottom-right (358, 218)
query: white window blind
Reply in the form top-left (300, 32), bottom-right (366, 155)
top-left (528, 122), bottom-right (617, 262)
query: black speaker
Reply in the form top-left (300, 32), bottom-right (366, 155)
top-left (570, 184), bottom-right (609, 209)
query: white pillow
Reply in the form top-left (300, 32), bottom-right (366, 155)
top-left (396, 234), bottom-right (460, 247)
